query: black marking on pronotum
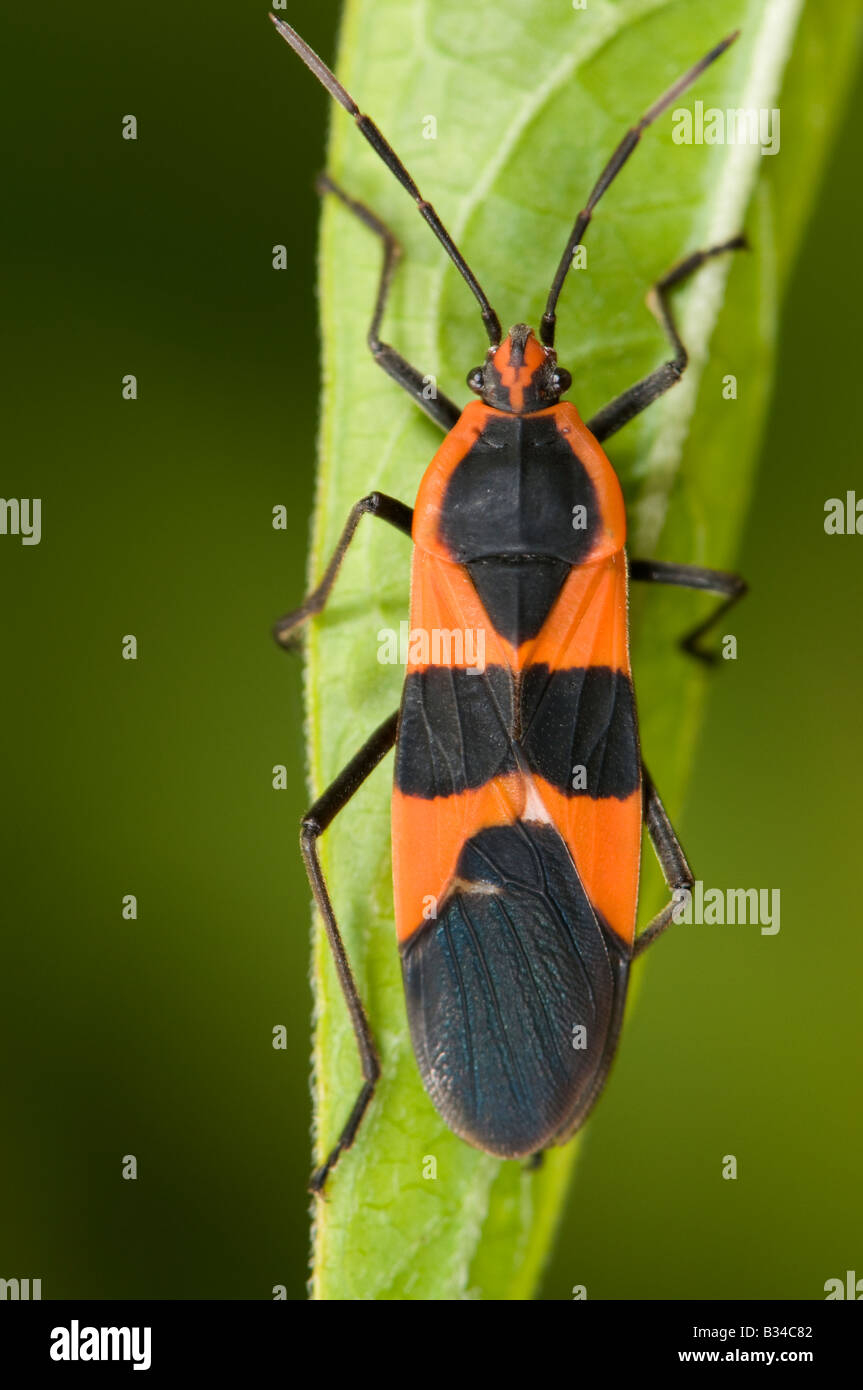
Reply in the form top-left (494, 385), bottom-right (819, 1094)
top-left (438, 414), bottom-right (599, 564)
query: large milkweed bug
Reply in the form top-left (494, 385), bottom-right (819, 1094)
top-left (270, 14), bottom-right (748, 1192)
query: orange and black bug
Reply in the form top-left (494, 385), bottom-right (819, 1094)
top-left (270, 15), bottom-right (748, 1191)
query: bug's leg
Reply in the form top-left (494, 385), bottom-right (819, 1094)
top-left (302, 709), bottom-right (399, 1193)
top-left (586, 236), bottom-right (747, 444)
top-left (629, 558), bottom-right (748, 664)
top-left (633, 765), bottom-right (693, 959)
top-left (273, 492), bottom-right (413, 649)
top-left (318, 175), bottom-right (460, 433)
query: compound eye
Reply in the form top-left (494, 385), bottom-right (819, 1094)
top-left (553, 367), bottom-right (572, 394)
top-left (466, 367), bottom-right (484, 393)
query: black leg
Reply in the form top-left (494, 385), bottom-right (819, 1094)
top-left (633, 765), bottom-right (693, 959)
top-left (629, 558), bottom-right (748, 664)
top-left (586, 236), bottom-right (747, 444)
top-left (319, 175), bottom-right (460, 433)
top-left (302, 710), bottom-right (400, 1192)
top-left (273, 491), bottom-right (413, 649)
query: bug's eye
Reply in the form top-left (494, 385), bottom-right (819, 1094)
top-left (553, 368), bottom-right (572, 394)
top-left (467, 367), bottom-right (484, 393)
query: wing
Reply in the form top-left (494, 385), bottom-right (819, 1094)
top-left (392, 546), bottom-right (521, 947)
top-left (400, 818), bottom-right (629, 1157)
top-left (392, 547), bottom-right (642, 950)
top-left (392, 547), bottom-right (635, 1156)
top-left (520, 549), bottom-right (643, 949)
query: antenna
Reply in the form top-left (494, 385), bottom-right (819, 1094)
top-left (270, 15), bottom-right (502, 346)
top-left (540, 31), bottom-right (740, 347)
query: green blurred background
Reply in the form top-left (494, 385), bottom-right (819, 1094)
top-left (1, 2), bottom-right (860, 1300)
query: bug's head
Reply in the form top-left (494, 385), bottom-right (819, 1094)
top-left (467, 324), bottom-right (571, 414)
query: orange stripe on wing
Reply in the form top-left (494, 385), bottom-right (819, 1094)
top-left (521, 550), bottom-right (631, 673)
top-left (533, 781), bottom-right (642, 947)
top-left (407, 540), bottom-right (631, 676)
top-left (392, 774), bottom-right (527, 945)
top-left (406, 546), bottom-right (513, 672)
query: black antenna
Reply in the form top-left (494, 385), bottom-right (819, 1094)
top-left (540, 30), bottom-right (740, 348)
top-left (270, 15), bottom-right (502, 346)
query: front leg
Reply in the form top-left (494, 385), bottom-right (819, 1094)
top-left (318, 175), bottom-right (461, 433)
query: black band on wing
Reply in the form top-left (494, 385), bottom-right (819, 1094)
top-left (395, 663), bottom-right (639, 800)
top-left (520, 664), bottom-right (640, 799)
top-left (395, 665), bottom-right (516, 797)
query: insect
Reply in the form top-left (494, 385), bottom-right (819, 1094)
top-left (270, 15), bottom-right (748, 1192)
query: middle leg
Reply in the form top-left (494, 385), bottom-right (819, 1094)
top-left (629, 558), bottom-right (748, 663)
top-left (273, 491), bottom-right (413, 649)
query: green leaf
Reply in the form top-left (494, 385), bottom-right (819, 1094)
top-left (298, 0), bottom-right (859, 1300)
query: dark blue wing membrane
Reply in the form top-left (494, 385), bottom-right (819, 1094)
top-left (400, 822), bottom-right (629, 1157)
